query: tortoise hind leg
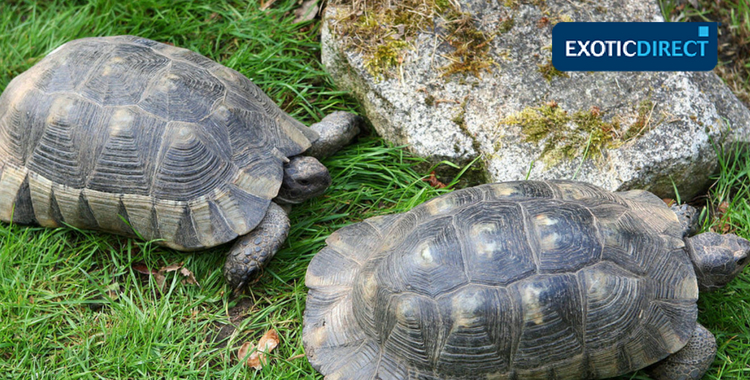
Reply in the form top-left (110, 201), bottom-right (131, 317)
top-left (645, 323), bottom-right (717, 380)
top-left (223, 202), bottom-right (290, 291)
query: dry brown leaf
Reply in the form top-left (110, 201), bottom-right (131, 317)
top-left (717, 201), bottom-right (730, 215)
top-left (132, 263), bottom-right (157, 275)
top-left (180, 267), bottom-right (200, 287)
top-left (423, 171), bottom-right (447, 189)
top-left (259, 0), bottom-right (278, 11)
top-left (159, 262), bottom-right (183, 273)
top-left (662, 198), bottom-right (676, 207)
top-left (238, 341), bottom-right (253, 362)
top-left (293, 0), bottom-right (318, 23)
top-left (239, 329), bottom-right (280, 370)
top-left (715, 201), bottom-right (733, 233)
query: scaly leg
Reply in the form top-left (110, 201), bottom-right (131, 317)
top-left (223, 202), bottom-right (290, 291)
top-left (646, 323), bottom-right (717, 380)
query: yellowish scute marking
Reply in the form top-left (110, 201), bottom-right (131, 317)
top-left (452, 290), bottom-right (483, 328)
top-left (679, 275), bottom-right (698, 300)
top-left (416, 242), bottom-right (435, 266)
top-left (47, 96), bottom-right (75, 124)
top-left (522, 285), bottom-right (545, 325)
top-left (188, 196), bottom-right (216, 246)
top-left (152, 198), bottom-right (187, 247)
top-left (212, 187), bottom-right (246, 234)
top-left (486, 371), bottom-right (510, 380)
top-left (491, 184), bottom-right (518, 197)
top-left (311, 324), bottom-right (328, 348)
top-left (233, 169), bottom-right (278, 200)
top-left (424, 196), bottom-right (454, 215)
top-left (121, 193), bottom-right (156, 240)
top-left (51, 183), bottom-right (83, 224)
top-left (361, 272), bottom-right (378, 301)
top-left (109, 108), bottom-right (135, 136)
top-left (540, 232), bottom-right (560, 251)
top-left (472, 222), bottom-right (499, 257)
top-left (535, 214), bottom-right (557, 226)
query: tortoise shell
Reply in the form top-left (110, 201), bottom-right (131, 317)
top-left (303, 180), bottom-right (698, 379)
top-left (0, 36), bottom-right (318, 250)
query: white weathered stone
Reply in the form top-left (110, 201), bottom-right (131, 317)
top-left (322, 0), bottom-right (750, 199)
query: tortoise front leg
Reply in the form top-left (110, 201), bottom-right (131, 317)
top-left (645, 323), bottom-right (717, 380)
top-left (223, 202), bottom-right (290, 291)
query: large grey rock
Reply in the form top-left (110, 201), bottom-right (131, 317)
top-left (322, 0), bottom-right (750, 199)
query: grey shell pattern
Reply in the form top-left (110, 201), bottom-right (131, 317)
top-left (303, 180), bottom-right (699, 380)
top-left (0, 36), bottom-right (318, 250)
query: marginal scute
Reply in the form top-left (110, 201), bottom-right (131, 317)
top-left (28, 172), bottom-right (58, 227)
top-left (0, 163), bottom-right (29, 222)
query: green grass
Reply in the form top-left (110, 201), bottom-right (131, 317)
top-left (0, 0), bottom-right (749, 379)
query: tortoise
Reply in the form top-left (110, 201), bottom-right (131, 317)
top-left (303, 180), bottom-right (750, 379)
top-left (0, 35), bottom-right (360, 290)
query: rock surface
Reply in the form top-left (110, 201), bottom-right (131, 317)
top-left (322, 0), bottom-right (750, 199)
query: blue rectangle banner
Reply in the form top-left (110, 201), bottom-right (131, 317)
top-left (552, 22), bottom-right (718, 71)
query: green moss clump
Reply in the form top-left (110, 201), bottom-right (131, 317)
top-left (331, 0), bottom-right (496, 80)
top-left (364, 40), bottom-right (408, 79)
top-left (499, 17), bottom-right (515, 33)
top-left (499, 103), bottom-right (622, 165)
top-left (441, 10), bottom-right (496, 77)
top-left (538, 59), bottom-right (569, 81)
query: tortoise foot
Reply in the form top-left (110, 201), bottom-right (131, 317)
top-left (646, 323), bottom-right (716, 380)
top-left (223, 202), bottom-right (290, 291)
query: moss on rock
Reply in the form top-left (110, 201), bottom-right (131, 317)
top-left (499, 102), bottom-right (624, 165)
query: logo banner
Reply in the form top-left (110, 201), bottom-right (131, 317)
top-left (552, 22), bottom-right (718, 71)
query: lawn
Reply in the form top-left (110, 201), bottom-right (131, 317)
top-left (0, 0), bottom-right (748, 379)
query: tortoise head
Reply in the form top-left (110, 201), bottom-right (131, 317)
top-left (688, 232), bottom-right (750, 291)
top-left (276, 156), bottom-right (331, 205)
